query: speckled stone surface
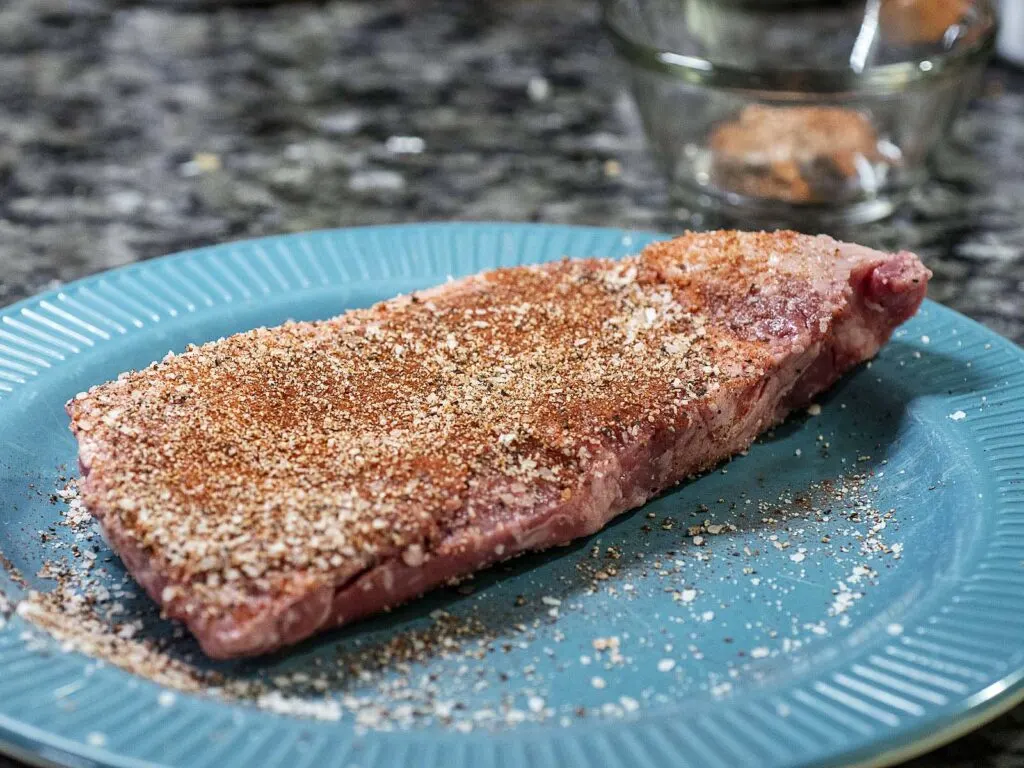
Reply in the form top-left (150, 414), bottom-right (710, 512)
top-left (1, 1), bottom-right (1024, 766)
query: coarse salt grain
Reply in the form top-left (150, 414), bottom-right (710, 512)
top-left (620, 696), bottom-right (640, 712)
top-left (258, 692), bottom-right (345, 721)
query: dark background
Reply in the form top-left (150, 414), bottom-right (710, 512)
top-left (2, 1), bottom-right (1024, 765)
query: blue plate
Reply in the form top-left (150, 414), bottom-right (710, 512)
top-left (1, 223), bottom-right (1023, 768)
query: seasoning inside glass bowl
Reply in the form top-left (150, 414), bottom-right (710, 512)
top-left (602, 0), bottom-right (996, 226)
top-left (880, 0), bottom-right (972, 44)
top-left (709, 105), bottom-right (901, 204)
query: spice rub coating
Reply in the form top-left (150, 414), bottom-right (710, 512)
top-left (67, 231), bottom-right (930, 658)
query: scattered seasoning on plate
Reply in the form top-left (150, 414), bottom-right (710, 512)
top-left (7, 463), bottom-right (904, 732)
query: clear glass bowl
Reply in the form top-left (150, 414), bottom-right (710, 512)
top-left (603, 0), bottom-right (997, 226)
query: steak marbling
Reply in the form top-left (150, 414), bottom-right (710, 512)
top-left (67, 231), bottom-right (930, 658)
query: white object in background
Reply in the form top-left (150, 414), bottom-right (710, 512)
top-left (998, 0), bottom-right (1024, 66)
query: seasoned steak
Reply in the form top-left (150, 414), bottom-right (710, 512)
top-left (67, 231), bottom-right (930, 659)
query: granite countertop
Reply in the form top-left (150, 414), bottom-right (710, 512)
top-left (2, 0), bottom-right (1024, 766)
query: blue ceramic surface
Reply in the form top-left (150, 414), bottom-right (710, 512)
top-left (1, 223), bottom-right (1023, 768)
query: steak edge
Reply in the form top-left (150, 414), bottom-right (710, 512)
top-left (67, 231), bottom-right (930, 658)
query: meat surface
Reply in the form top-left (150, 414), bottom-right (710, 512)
top-left (67, 231), bottom-right (930, 659)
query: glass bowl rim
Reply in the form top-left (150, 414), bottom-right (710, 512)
top-left (602, 0), bottom-right (998, 95)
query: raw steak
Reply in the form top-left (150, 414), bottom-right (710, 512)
top-left (67, 231), bottom-right (930, 659)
